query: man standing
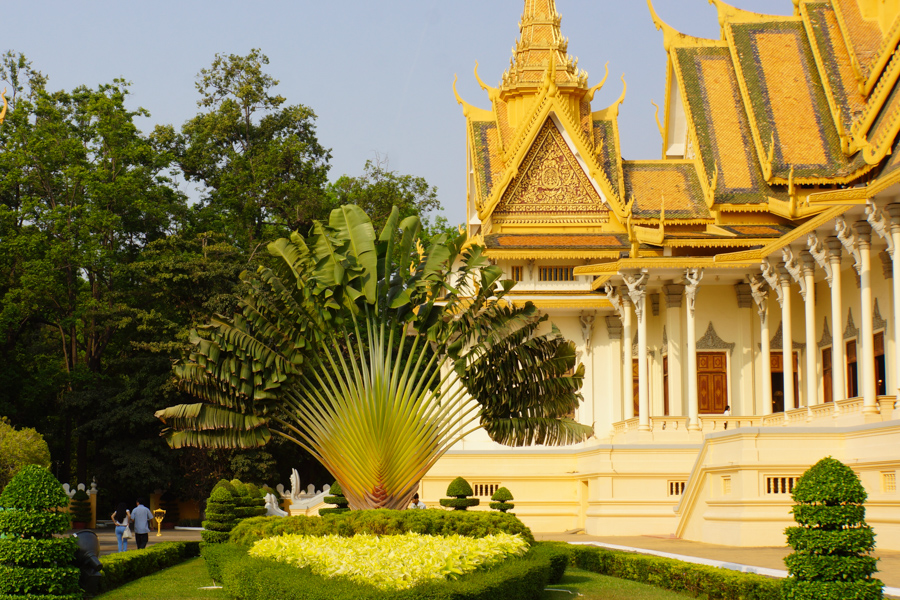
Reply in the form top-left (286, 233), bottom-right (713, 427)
top-left (131, 498), bottom-right (153, 550)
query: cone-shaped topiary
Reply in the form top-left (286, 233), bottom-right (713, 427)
top-left (202, 485), bottom-right (237, 544)
top-left (69, 489), bottom-right (92, 526)
top-left (489, 487), bottom-right (515, 513)
top-left (0, 465), bottom-right (79, 599)
top-left (440, 477), bottom-right (479, 511)
top-left (783, 456), bottom-right (883, 600)
top-left (320, 481), bottom-right (350, 515)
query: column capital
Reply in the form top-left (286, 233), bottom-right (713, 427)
top-left (663, 283), bottom-right (684, 309)
top-left (825, 236), bottom-right (843, 259)
top-left (735, 282), bottom-right (753, 309)
top-left (605, 316), bottom-right (623, 340)
top-left (887, 203), bottom-right (900, 228)
top-left (854, 220), bottom-right (872, 245)
top-left (800, 249), bottom-right (816, 275)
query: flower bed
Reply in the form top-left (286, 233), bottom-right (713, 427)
top-left (249, 532), bottom-right (529, 591)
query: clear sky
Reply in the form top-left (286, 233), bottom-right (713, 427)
top-left (4, 0), bottom-right (792, 225)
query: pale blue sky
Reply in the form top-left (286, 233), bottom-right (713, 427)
top-left (4, 1), bottom-right (791, 224)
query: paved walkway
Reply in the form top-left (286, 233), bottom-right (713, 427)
top-left (535, 532), bottom-right (900, 593)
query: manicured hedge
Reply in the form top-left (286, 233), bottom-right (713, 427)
top-left (229, 509), bottom-right (534, 547)
top-left (569, 545), bottom-right (783, 600)
top-left (215, 541), bottom-right (566, 600)
top-left (98, 541), bottom-right (201, 593)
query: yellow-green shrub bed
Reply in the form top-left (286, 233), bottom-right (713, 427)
top-left (248, 532), bottom-right (528, 591)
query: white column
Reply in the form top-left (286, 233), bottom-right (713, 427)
top-left (663, 284), bottom-right (685, 416)
top-left (889, 204), bottom-right (900, 404)
top-left (855, 221), bottom-right (878, 414)
top-left (685, 268), bottom-right (703, 430)
top-left (623, 271), bottom-right (650, 431)
top-left (604, 316), bottom-right (624, 430)
top-left (750, 275), bottom-right (772, 414)
top-left (801, 251), bottom-right (818, 407)
top-left (779, 264), bottom-right (795, 411)
top-left (621, 288), bottom-right (634, 421)
top-left (827, 238), bottom-right (846, 403)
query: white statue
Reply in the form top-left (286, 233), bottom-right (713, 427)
top-left (264, 493), bottom-right (288, 517)
top-left (290, 468), bottom-right (302, 501)
top-left (683, 268), bottom-right (703, 316)
top-left (579, 311), bottom-right (596, 352)
top-left (835, 216), bottom-right (861, 273)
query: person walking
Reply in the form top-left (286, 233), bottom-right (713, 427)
top-left (111, 502), bottom-right (131, 552)
top-left (131, 498), bottom-right (153, 550)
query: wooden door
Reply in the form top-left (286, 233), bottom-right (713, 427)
top-left (822, 347), bottom-right (833, 403)
top-left (697, 352), bottom-right (727, 414)
top-left (874, 332), bottom-right (886, 396)
top-left (632, 359), bottom-right (639, 417)
top-left (663, 356), bottom-right (669, 416)
top-left (846, 340), bottom-right (858, 398)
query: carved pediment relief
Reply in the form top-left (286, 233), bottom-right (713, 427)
top-left (494, 118), bottom-right (609, 222)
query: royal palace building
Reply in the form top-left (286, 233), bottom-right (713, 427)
top-left (422, 0), bottom-right (900, 549)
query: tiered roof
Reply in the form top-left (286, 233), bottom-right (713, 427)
top-left (457, 0), bottom-right (900, 261)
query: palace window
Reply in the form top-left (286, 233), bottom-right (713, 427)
top-left (765, 476), bottom-right (799, 495)
top-left (822, 347), bottom-right (833, 403)
top-left (875, 332), bottom-right (886, 396)
top-left (883, 472), bottom-right (896, 493)
top-left (539, 266), bottom-right (575, 282)
top-left (510, 265), bottom-right (523, 282)
top-left (472, 483), bottom-right (500, 498)
top-left (847, 340), bottom-right (859, 398)
top-left (668, 481), bottom-right (686, 497)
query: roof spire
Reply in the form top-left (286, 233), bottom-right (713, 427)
top-left (501, 0), bottom-right (588, 95)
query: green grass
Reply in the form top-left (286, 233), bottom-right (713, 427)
top-left (543, 567), bottom-right (695, 599)
top-left (95, 557), bottom-right (226, 600)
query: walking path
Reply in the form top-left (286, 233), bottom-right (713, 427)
top-left (535, 532), bottom-right (900, 596)
top-left (69, 527), bottom-right (202, 557)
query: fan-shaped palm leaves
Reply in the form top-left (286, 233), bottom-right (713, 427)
top-left (155, 205), bottom-right (592, 510)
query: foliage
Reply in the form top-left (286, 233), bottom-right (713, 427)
top-left (0, 466), bottom-right (78, 599)
top-left (228, 509), bottom-right (535, 546)
top-left (157, 204), bottom-right (590, 510)
top-left (232, 480), bottom-right (266, 520)
top-left (202, 543), bottom-right (252, 584)
top-left (320, 480), bottom-right (350, 516)
top-left (202, 486), bottom-right (237, 544)
top-left (0, 419), bottom-right (50, 493)
top-left (441, 477), bottom-right (479, 511)
top-left (249, 532), bottom-right (529, 591)
top-left (216, 541), bottom-right (566, 600)
top-left (173, 49), bottom-right (331, 251)
top-left (569, 545), bottom-right (782, 600)
top-left (490, 487), bottom-right (515, 513)
top-left (783, 457), bottom-right (883, 600)
top-left (68, 489), bottom-right (91, 524)
top-left (97, 541), bottom-right (201, 593)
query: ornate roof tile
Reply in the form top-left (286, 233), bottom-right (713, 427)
top-left (623, 161), bottom-right (711, 221)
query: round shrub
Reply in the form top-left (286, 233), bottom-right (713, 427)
top-left (0, 466), bottom-right (79, 599)
top-left (440, 477), bottom-right (479, 511)
top-left (490, 487), bottom-right (515, 513)
top-left (783, 456), bottom-right (883, 600)
top-left (320, 481), bottom-right (350, 516)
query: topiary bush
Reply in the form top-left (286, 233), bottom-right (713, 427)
top-left (202, 485), bottom-right (238, 544)
top-left (783, 456), bottom-right (883, 600)
top-left (490, 487), bottom-right (515, 513)
top-left (0, 465), bottom-right (79, 600)
top-left (440, 477), bottom-right (479, 511)
top-left (319, 481), bottom-right (350, 515)
top-left (68, 489), bottom-right (91, 527)
top-left (231, 480), bottom-right (266, 521)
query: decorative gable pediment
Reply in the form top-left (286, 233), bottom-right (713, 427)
top-left (493, 118), bottom-right (610, 223)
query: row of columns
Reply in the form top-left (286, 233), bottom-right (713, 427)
top-left (604, 202), bottom-right (900, 429)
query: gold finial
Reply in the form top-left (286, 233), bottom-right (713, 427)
top-left (453, 75), bottom-right (477, 117)
top-left (651, 100), bottom-right (664, 140)
top-left (585, 62), bottom-right (609, 102)
top-left (474, 62), bottom-right (499, 101)
top-left (0, 89), bottom-right (7, 125)
top-left (610, 76), bottom-right (627, 116)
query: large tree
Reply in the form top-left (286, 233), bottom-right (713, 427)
top-left (174, 49), bottom-right (332, 254)
top-left (157, 205), bottom-right (592, 510)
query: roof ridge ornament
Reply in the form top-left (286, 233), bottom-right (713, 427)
top-left (452, 75), bottom-right (478, 118)
top-left (651, 100), bottom-right (664, 141)
top-left (648, 0), bottom-right (719, 51)
top-left (585, 62), bottom-right (609, 103)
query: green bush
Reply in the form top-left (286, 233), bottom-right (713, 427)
top-left (0, 466), bottom-right (78, 600)
top-left (320, 481), bottom-right (350, 516)
top-left (202, 485), bottom-right (237, 544)
top-left (440, 477), bottom-right (479, 511)
top-left (98, 541), bottom-right (200, 592)
top-left (229, 509), bottom-right (535, 546)
top-left (0, 418), bottom-right (51, 494)
top-left (201, 542), bottom-right (251, 583)
top-left (489, 487), bottom-right (514, 513)
top-left (216, 541), bottom-right (567, 600)
top-left (569, 544), bottom-right (783, 600)
top-left (68, 490), bottom-right (91, 525)
top-left (783, 456), bottom-right (883, 600)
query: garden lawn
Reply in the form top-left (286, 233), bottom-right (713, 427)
top-left (95, 557), bottom-right (225, 600)
top-left (543, 567), bottom-right (695, 599)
